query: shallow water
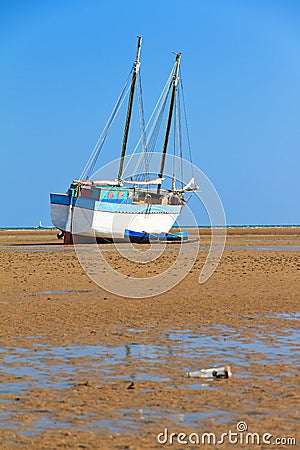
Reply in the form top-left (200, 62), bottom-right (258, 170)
top-left (0, 317), bottom-right (299, 437)
top-left (0, 244), bottom-right (299, 253)
top-left (1, 323), bottom-right (298, 394)
top-left (0, 406), bottom-right (234, 437)
top-left (38, 289), bottom-right (99, 295)
top-left (272, 312), bottom-right (300, 321)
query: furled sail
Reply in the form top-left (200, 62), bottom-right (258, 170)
top-left (73, 179), bottom-right (119, 186)
top-left (123, 177), bottom-right (163, 185)
top-left (181, 177), bottom-right (198, 191)
top-left (73, 177), bottom-right (163, 186)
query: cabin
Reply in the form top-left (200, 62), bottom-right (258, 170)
top-left (68, 183), bottom-right (183, 206)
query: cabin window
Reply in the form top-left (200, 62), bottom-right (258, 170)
top-left (108, 191), bottom-right (114, 199)
top-left (117, 191), bottom-right (123, 199)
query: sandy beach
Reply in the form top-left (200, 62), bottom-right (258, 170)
top-left (0, 228), bottom-right (299, 449)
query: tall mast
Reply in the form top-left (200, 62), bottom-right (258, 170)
top-left (157, 52), bottom-right (181, 194)
top-left (118, 36), bottom-right (142, 183)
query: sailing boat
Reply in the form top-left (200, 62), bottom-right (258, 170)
top-left (50, 37), bottom-right (196, 243)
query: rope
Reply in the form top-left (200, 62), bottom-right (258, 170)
top-left (137, 71), bottom-right (148, 180)
top-left (176, 88), bottom-right (184, 188)
top-left (123, 65), bottom-right (175, 179)
top-left (78, 61), bottom-right (193, 189)
top-left (134, 73), bottom-right (173, 178)
top-left (179, 68), bottom-right (194, 179)
top-left (80, 69), bottom-right (133, 180)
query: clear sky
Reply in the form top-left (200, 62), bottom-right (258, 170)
top-left (1, 0), bottom-right (299, 227)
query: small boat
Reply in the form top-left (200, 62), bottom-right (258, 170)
top-left (50, 37), bottom-right (196, 243)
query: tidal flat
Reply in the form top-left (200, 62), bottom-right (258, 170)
top-left (0, 228), bottom-right (299, 449)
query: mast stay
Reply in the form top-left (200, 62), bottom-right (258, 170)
top-left (157, 52), bottom-right (181, 193)
top-left (118, 36), bottom-right (142, 183)
top-left (79, 39), bottom-right (194, 193)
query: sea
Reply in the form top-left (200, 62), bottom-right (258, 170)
top-left (1, 225), bottom-right (299, 231)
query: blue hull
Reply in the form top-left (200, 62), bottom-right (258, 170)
top-left (124, 229), bottom-right (188, 242)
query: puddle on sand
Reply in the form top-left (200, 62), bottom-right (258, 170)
top-left (140, 408), bottom-right (233, 425)
top-left (0, 245), bottom-right (74, 253)
top-left (0, 342), bottom-right (169, 394)
top-left (38, 289), bottom-right (99, 295)
top-left (0, 410), bottom-right (137, 436)
top-left (254, 246), bottom-right (300, 252)
top-left (0, 243), bottom-right (299, 253)
top-left (165, 325), bottom-right (300, 367)
top-left (22, 413), bottom-right (98, 437)
top-left (0, 289), bottom-right (100, 296)
top-left (225, 245), bottom-right (300, 252)
top-left (1, 322), bottom-right (299, 436)
top-left (271, 312), bottom-right (300, 321)
top-left (0, 411), bottom-right (76, 436)
top-left (0, 407), bottom-right (232, 436)
top-left (1, 323), bottom-right (298, 395)
top-left (87, 408), bottom-right (232, 433)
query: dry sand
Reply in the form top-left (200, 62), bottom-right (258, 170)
top-left (0, 228), bottom-right (299, 449)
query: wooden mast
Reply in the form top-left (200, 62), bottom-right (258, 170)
top-left (157, 52), bottom-right (181, 194)
top-left (118, 36), bottom-right (142, 183)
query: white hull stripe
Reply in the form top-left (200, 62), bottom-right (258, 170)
top-left (50, 193), bottom-right (182, 215)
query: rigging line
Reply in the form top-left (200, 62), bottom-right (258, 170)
top-left (173, 91), bottom-right (183, 187)
top-left (85, 76), bottom-right (133, 179)
top-left (79, 69), bottom-right (133, 180)
top-left (177, 86), bottom-right (184, 188)
top-left (134, 76), bottom-right (147, 181)
top-left (172, 94), bottom-right (176, 177)
top-left (137, 72), bottom-right (148, 180)
top-left (148, 90), bottom-right (170, 151)
top-left (179, 70), bottom-right (194, 179)
top-left (84, 73), bottom-right (133, 179)
top-left (138, 72), bottom-right (147, 154)
top-left (134, 70), bottom-right (174, 177)
top-left (134, 85), bottom-right (171, 180)
top-left (146, 89), bottom-right (170, 161)
top-left (124, 66), bottom-right (174, 178)
top-left (81, 84), bottom-right (131, 180)
top-left (123, 65), bottom-right (175, 177)
top-left (144, 67), bottom-right (175, 152)
top-left (85, 79), bottom-right (132, 180)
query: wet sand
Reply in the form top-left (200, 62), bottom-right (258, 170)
top-left (0, 228), bottom-right (299, 449)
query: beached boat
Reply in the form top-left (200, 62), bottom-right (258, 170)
top-left (50, 37), bottom-right (196, 243)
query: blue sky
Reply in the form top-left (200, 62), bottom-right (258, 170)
top-left (1, 0), bottom-right (299, 226)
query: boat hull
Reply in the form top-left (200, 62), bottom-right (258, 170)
top-left (50, 193), bottom-right (182, 239)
